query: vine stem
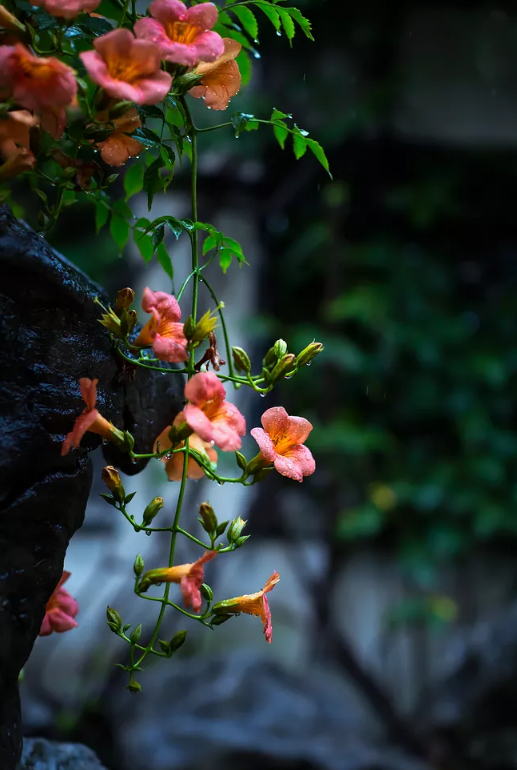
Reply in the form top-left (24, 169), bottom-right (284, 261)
top-left (133, 99), bottom-right (201, 671)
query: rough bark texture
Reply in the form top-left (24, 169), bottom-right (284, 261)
top-left (0, 204), bottom-right (183, 770)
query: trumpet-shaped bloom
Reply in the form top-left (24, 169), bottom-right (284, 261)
top-left (32, 0), bottom-right (101, 19)
top-left (133, 287), bottom-right (188, 363)
top-left (213, 572), bottom-right (280, 643)
top-left (80, 28), bottom-right (172, 105)
top-left (0, 110), bottom-right (37, 181)
top-left (97, 108), bottom-right (143, 166)
top-left (135, 0), bottom-right (223, 67)
top-left (154, 412), bottom-right (217, 481)
top-left (190, 38), bottom-right (241, 111)
top-left (139, 550), bottom-right (217, 613)
top-left (184, 371), bottom-right (246, 452)
top-left (39, 571), bottom-right (79, 636)
top-left (0, 44), bottom-right (77, 112)
top-left (251, 406), bottom-right (315, 482)
top-left (61, 378), bottom-right (125, 455)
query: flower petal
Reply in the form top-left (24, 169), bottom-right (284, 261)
top-left (186, 1), bottom-right (219, 29)
top-left (184, 370), bottom-right (225, 407)
top-left (274, 444), bottom-right (315, 481)
top-left (153, 331), bottom-right (188, 362)
top-left (191, 30), bottom-right (224, 63)
top-left (261, 406), bottom-right (290, 440)
top-left (149, 0), bottom-right (187, 23)
top-left (79, 377), bottom-right (98, 410)
top-left (184, 404), bottom-right (214, 443)
top-left (211, 418), bottom-right (242, 451)
top-left (250, 427), bottom-right (276, 463)
top-left (48, 607), bottom-right (79, 633)
top-left (285, 415), bottom-right (313, 446)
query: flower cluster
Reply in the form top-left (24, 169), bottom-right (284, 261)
top-left (0, 0), bottom-right (243, 181)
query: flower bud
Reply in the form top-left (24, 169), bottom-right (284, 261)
top-left (143, 496), bottom-right (164, 526)
top-left (296, 341), bottom-right (324, 367)
top-left (263, 347), bottom-right (277, 368)
top-left (273, 339), bottom-right (288, 358)
top-left (234, 535), bottom-right (250, 548)
top-left (271, 353), bottom-right (297, 383)
top-left (182, 315), bottom-right (196, 340)
top-left (106, 606), bottom-right (122, 633)
top-left (102, 466), bottom-right (125, 503)
top-left (169, 629), bottom-right (188, 652)
top-left (126, 680), bottom-right (142, 693)
top-left (200, 583), bottom-right (213, 602)
top-left (130, 623), bottom-right (142, 644)
top-left (174, 71), bottom-right (204, 93)
top-left (133, 553), bottom-right (144, 577)
top-left (232, 346), bottom-right (251, 374)
top-left (115, 287), bottom-right (135, 312)
top-left (98, 306), bottom-right (123, 337)
top-left (227, 517), bottom-right (247, 543)
top-left (198, 502), bottom-right (218, 533)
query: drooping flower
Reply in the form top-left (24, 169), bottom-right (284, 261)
top-left (154, 411), bottom-right (218, 481)
top-left (0, 110), bottom-right (37, 181)
top-left (134, 0), bottom-right (223, 67)
top-left (133, 288), bottom-right (188, 363)
top-left (96, 108), bottom-right (143, 167)
top-left (80, 28), bottom-right (172, 105)
top-left (189, 37), bottom-right (241, 111)
top-left (39, 571), bottom-right (79, 636)
top-left (31, 0), bottom-right (101, 19)
top-left (0, 44), bottom-right (77, 112)
top-left (250, 406), bottom-right (315, 482)
top-left (54, 149), bottom-right (100, 190)
top-left (212, 572), bottom-right (280, 643)
top-left (184, 371), bottom-right (246, 452)
top-left (139, 551), bottom-right (217, 613)
top-left (61, 377), bottom-right (125, 455)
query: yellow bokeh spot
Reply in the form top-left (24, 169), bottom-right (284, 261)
top-left (369, 483), bottom-right (397, 512)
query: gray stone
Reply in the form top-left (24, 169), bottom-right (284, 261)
top-left (18, 738), bottom-right (108, 770)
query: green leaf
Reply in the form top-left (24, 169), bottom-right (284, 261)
top-left (95, 200), bottom-right (110, 233)
top-left (256, 2), bottom-right (281, 32)
top-left (136, 104), bottom-right (165, 121)
top-left (292, 128), bottom-right (308, 159)
top-left (273, 121), bottom-right (288, 149)
top-left (231, 111), bottom-right (258, 136)
top-left (131, 127), bottom-right (162, 149)
top-left (134, 230), bottom-right (154, 262)
top-left (219, 248), bottom-right (233, 273)
top-left (152, 223), bottom-right (165, 251)
top-left (222, 236), bottom-right (245, 263)
top-left (277, 7), bottom-right (295, 43)
top-left (160, 144), bottom-right (176, 171)
top-left (110, 215), bottom-right (130, 253)
top-left (231, 6), bottom-right (259, 40)
top-left (143, 157), bottom-right (165, 211)
top-left (203, 234), bottom-right (219, 255)
top-left (124, 163), bottom-right (144, 200)
top-left (306, 137), bottom-right (332, 177)
top-left (236, 50), bottom-right (252, 87)
top-left (283, 7), bottom-right (314, 40)
top-left (157, 243), bottom-right (173, 279)
top-left (79, 15), bottom-right (113, 35)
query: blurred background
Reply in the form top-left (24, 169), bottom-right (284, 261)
top-left (20, 0), bottom-right (517, 768)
